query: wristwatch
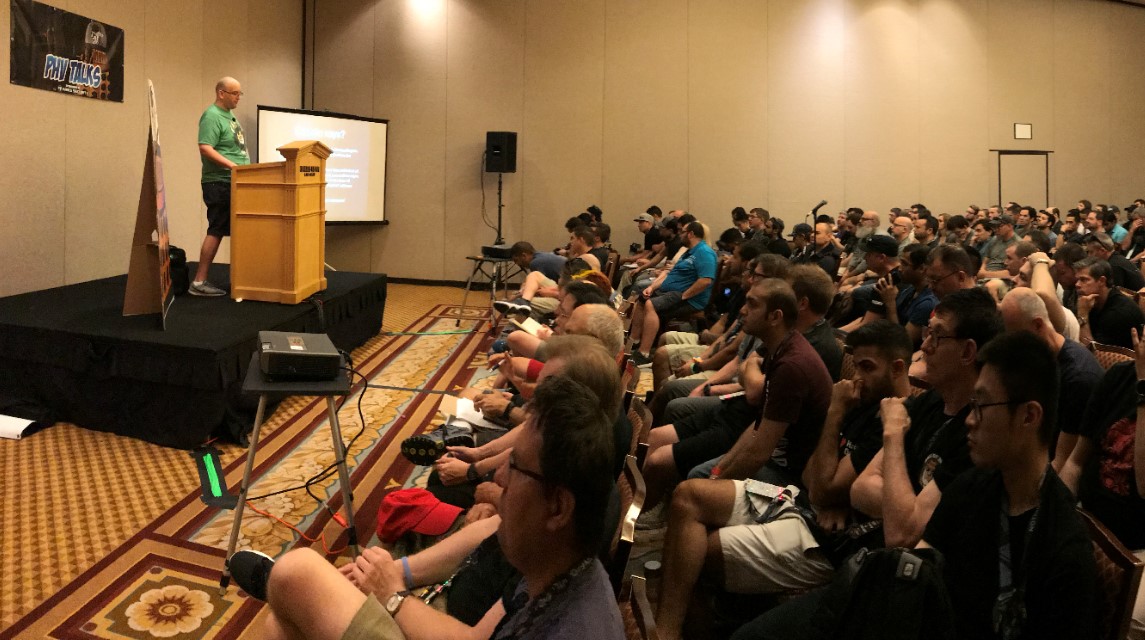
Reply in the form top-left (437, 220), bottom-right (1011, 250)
top-left (1136, 380), bottom-right (1145, 405)
top-left (385, 590), bottom-right (413, 617)
top-left (466, 463), bottom-right (480, 482)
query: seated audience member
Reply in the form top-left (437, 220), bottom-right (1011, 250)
top-left (983, 240), bottom-right (1039, 302)
top-left (493, 241), bottom-right (567, 317)
top-left (232, 375), bottom-right (624, 640)
top-left (650, 244), bottom-right (762, 390)
top-left (1075, 257), bottom-right (1145, 349)
top-left (624, 217), bottom-right (686, 296)
top-left (918, 333), bottom-right (1099, 640)
top-left (979, 215), bottom-right (1019, 280)
top-left (1059, 331), bottom-right (1145, 639)
top-left (566, 225), bottom-right (602, 271)
top-left (1033, 208), bottom-right (1058, 244)
top-left (969, 218), bottom-right (994, 254)
top-left (732, 207), bottom-right (752, 237)
top-left (761, 217), bottom-right (791, 258)
top-left (497, 279), bottom-right (608, 380)
top-left (943, 213), bottom-right (970, 245)
top-left (586, 222), bottom-right (612, 269)
top-left (787, 264), bottom-right (844, 381)
top-left (432, 314), bottom-right (625, 510)
top-left (1056, 209), bottom-right (1085, 249)
top-left (648, 256), bottom-right (789, 428)
top-left (840, 210), bottom-right (882, 277)
top-left (1017, 251), bottom-right (1080, 340)
top-left (1054, 241), bottom-right (1086, 315)
top-left (745, 208), bottom-right (768, 240)
top-left (912, 215), bottom-right (939, 249)
top-left (1102, 209), bottom-right (1129, 243)
top-left (629, 221), bottom-right (718, 365)
top-left (622, 212), bottom-right (664, 267)
top-left (924, 244), bottom-right (978, 300)
top-left (1087, 232), bottom-right (1145, 290)
top-left (652, 258), bottom-right (837, 427)
top-left (799, 222), bottom-right (842, 277)
top-left (841, 243), bottom-right (937, 347)
top-left (652, 321), bottom-right (911, 640)
top-left (837, 235), bottom-right (899, 293)
top-left (731, 289), bottom-right (1004, 640)
top-left (889, 215), bottom-right (916, 253)
top-left (787, 223), bottom-right (814, 263)
top-left (998, 288), bottom-right (1103, 468)
top-left (641, 279), bottom-right (831, 513)
top-left (852, 288), bottom-right (1002, 546)
top-left (836, 235), bottom-right (899, 322)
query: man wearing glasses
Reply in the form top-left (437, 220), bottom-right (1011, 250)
top-left (917, 331), bottom-right (1097, 640)
top-left (192, 77), bottom-right (250, 296)
top-left (851, 288), bottom-right (1002, 548)
top-left (227, 375), bottom-right (625, 640)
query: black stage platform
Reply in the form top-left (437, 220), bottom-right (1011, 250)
top-left (0, 265), bottom-right (386, 449)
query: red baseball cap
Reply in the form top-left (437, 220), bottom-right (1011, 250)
top-left (376, 488), bottom-right (462, 543)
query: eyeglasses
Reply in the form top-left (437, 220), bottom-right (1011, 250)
top-left (220, 89), bottom-right (244, 97)
top-left (970, 397), bottom-right (1021, 423)
top-left (926, 270), bottom-right (960, 286)
top-left (922, 330), bottom-right (962, 348)
top-left (508, 452), bottom-right (546, 485)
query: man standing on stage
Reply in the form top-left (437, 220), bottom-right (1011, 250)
top-left (192, 77), bottom-right (249, 296)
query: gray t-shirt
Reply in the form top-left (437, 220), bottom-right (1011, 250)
top-left (492, 558), bottom-right (623, 640)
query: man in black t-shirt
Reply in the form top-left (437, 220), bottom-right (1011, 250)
top-left (921, 332), bottom-right (1097, 640)
top-left (1075, 257), bottom-right (1145, 349)
top-left (850, 288), bottom-right (1002, 547)
top-left (1060, 350), bottom-right (1145, 637)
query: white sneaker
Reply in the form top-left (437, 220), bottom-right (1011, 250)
top-left (189, 281), bottom-right (227, 297)
top-left (493, 300), bottom-right (531, 316)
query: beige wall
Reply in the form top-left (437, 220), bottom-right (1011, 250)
top-left (4, 0), bottom-right (1143, 294)
top-left (0, 0), bottom-right (301, 297)
top-left (311, 0), bottom-right (1145, 282)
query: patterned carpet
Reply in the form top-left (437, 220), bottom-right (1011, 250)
top-left (0, 283), bottom-right (495, 639)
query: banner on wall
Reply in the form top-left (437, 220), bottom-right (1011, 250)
top-left (9, 0), bottom-right (124, 102)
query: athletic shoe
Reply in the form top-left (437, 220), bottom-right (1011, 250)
top-left (631, 351), bottom-right (654, 368)
top-left (189, 281), bottom-right (227, 297)
top-left (493, 300), bottom-right (531, 316)
top-left (228, 549), bottom-right (274, 600)
top-left (400, 421), bottom-right (476, 466)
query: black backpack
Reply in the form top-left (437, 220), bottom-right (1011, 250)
top-left (168, 245), bottom-right (190, 295)
top-left (823, 547), bottom-right (957, 640)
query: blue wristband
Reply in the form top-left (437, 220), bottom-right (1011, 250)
top-left (401, 556), bottom-right (414, 590)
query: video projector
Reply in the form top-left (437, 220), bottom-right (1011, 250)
top-left (481, 244), bottom-right (512, 260)
top-left (258, 331), bottom-right (342, 381)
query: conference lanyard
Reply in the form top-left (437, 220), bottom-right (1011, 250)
top-left (993, 466), bottom-right (1049, 640)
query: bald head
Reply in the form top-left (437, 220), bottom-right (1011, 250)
top-left (214, 77), bottom-right (242, 110)
top-left (564, 304), bottom-right (624, 358)
top-left (999, 287), bottom-right (1046, 329)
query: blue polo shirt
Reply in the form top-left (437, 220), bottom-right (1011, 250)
top-left (661, 242), bottom-right (718, 309)
top-left (529, 252), bottom-right (566, 282)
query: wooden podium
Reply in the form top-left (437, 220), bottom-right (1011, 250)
top-left (230, 140), bottom-right (332, 304)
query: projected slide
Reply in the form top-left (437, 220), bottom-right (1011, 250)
top-left (257, 107), bottom-right (388, 224)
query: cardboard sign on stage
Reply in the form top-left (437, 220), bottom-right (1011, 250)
top-left (123, 80), bottom-right (174, 327)
top-left (9, 0), bottom-right (125, 102)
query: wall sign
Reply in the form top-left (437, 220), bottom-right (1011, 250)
top-left (9, 0), bottom-right (124, 102)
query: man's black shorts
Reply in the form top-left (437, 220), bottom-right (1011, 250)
top-left (202, 181), bottom-right (231, 237)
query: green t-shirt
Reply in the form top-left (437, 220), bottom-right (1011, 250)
top-left (198, 104), bottom-right (250, 183)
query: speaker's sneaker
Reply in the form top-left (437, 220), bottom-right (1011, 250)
top-left (400, 421), bottom-right (476, 466)
top-left (189, 280), bottom-right (227, 297)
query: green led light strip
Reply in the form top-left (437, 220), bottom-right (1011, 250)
top-left (203, 453), bottom-right (223, 497)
